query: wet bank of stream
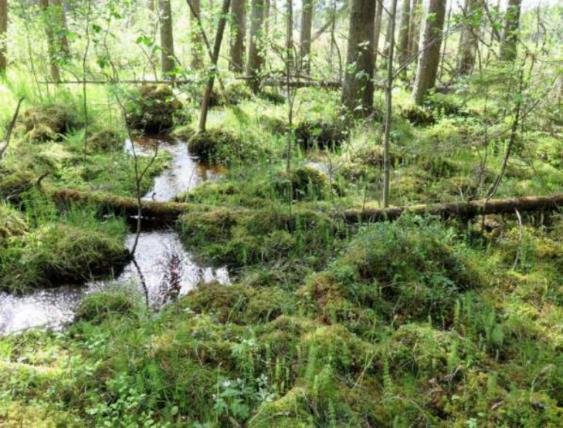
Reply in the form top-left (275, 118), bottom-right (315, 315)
top-left (0, 138), bottom-right (229, 335)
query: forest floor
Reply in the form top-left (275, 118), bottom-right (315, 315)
top-left (0, 74), bottom-right (561, 426)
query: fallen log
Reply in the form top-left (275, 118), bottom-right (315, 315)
top-left (342, 194), bottom-right (563, 224)
top-left (50, 188), bottom-right (562, 226)
top-left (50, 188), bottom-right (197, 222)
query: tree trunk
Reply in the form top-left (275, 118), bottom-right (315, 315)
top-left (198, 0), bottom-right (232, 132)
top-left (372, 0), bottom-right (383, 70)
top-left (382, 0), bottom-right (398, 208)
top-left (408, 0), bottom-right (422, 59)
top-left (246, 0), bottom-right (265, 93)
top-left (499, 0), bottom-right (521, 61)
top-left (341, 0), bottom-right (376, 116)
top-left (344, 194), bottom-right (563, 224)
top-left (412, 0), bottom-right (446, 105)
top-left (229, 0), bottom-right (246, 72)
top-left (397, 0), bottom-right (410, 77)
top-left (39, 0), bottom-right (61, 82)
top-left (0, 0), bottom-right (7, 74)
top-left (51, 0), bottom-right (70, 58)
top-left (159, 0), bottom-right (175, 77)
top-left (50, 188), bottom-right (563, 225)
top-left (190, 0), bottom-right (204, 69)
top-left (457, 0), bottom-right (481, 75)
top-left (299, 0), bottom-right (313, 74)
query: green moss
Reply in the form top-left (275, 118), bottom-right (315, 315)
top-left (0, 205), bottom-right (27, 241)
top-left (86, 129), bottom-right (123, 152)
top-left (249, 387), bottom-right (314, 427)
top-left (273, 166), bottom-right (330, 201)
top-left (125, 84), bottom-right (182, 133)
top-left (295, 120), bottom-right (348, 151)
top-left (18, 103), bottom-right (80, 142)
top-left (0, 168), bottom-right (35, 201)
top-left (187, 128), bottom-right (244, 164)
top-left (75, 291), bottom-right (138, 324)
top-left (0, 224), bottom-right (128, 292)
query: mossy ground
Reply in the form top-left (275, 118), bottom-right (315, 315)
top-left (0, 71), bottom-right (561, 426)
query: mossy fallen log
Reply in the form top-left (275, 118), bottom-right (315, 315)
top-left (343, 194), bottom-right (563, 223)
top-left (50, 188), bottom-right (562, 224)
top-left (50, 188), bottom-right (197, 222)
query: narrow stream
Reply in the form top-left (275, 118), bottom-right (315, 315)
top-left (0, 138), bottom-right (229, 335)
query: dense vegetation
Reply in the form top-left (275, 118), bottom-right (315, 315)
top-left (0, 0), bottom-right (561, 426)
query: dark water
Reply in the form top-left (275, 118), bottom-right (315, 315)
top-left (0, 138), bottom-right (229, 335)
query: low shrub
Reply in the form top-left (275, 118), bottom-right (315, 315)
top-left (125, 85), bottom-right (182, 133)
top-left (295, 120), bottom-right (348, 151)
top-left (18, 103), bottom-right (80, 142)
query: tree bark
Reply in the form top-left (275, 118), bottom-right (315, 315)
top-left (372, 0), bottom-right (383, 70)
top-left (159, 0), bottom-right (176, 77)
top-left (190, 0), bottom-right (204, 69)
top-left (412, 0), bottom-right (446, 105)
top-left (39, 0), bottom-right (61, 82)
top-left (51, 0), bottom-right (70, 58)
top-left (341, 0), bottom-right (376, 116)
top-left (408, 0), bottom-right (422, 59)
top-left (229, 0), bottom-right (246, 72)
top-left (383, 0), bottom-right (398, 208)
top-left (246, 0), bottom-right (265, 93)
top-left (299, 0), bottom-right (314, 73)
top-left (198, 0), bottom-right (232, 132)
top-left (397, 0), bottom-right (411, 77)
top-left (0, 0), bottom-right (7, 74)
top-left (457, 0), bottom-right (481, 75)
top-left (499, 0), bottom-right (521, 61)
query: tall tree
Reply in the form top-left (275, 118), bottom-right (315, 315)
top-left (342, 0), bottom-right (376, 116)
top-left (159, 0), bottom-right (175, 76)
top-left (39, 0), bottom-right (61, 82)
top-left (499, 0), bottom-right (521, 61)
top-left (199, 0), bottom-right (232, 132)
top-left (397, 0), bottom-right (411, 77)
top-left (408, 0), bottom-right (422, 58)
top-left (373, 0), bottom-right (383, 69)
top-left (51, 0), bottom-right (70, 59)
top-left (0, 0), bottom-right (7, 74)
top-left (229, 0), bottom-right (246, 72)
top-left (246, 0), bottom-right (265, 93)
top-left (190, 0), bottom-right (204, 69)
top-left (457, 0), bottom-right (481, 75)
top-left (382, 0), bottom-right (398, 207)
top-left (412, 0), bottom-right (446, 105)
top-left (300, 0), bottom-right (314, 73)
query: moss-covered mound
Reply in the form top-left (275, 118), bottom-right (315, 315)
top-left (18, 103), bottom-right (80, 142)
top-left (75, 290), bottom-right (138, 324)
top-left (295, 120), bottom-right (348, 151)
top-left (0, 167), bottom-right (35, 201)
top-left (86, 129), bottom-right (123, 152)
top-left (209, 82), bottom-right (253, 107)
top-left (400, 104), bottom-right (435, 125)
top-left (0, 224), bottom-right (129, 292)
top-left (273, 166), bottom-right (330, 201)
top-left (0, 205), bottom-right (28, 241)
top-left (125, 85), bottom-right (182, 133)
top-left (187, 129), bottom-right (244, 164)
top-left (301, 216), bottom-right (482, 324)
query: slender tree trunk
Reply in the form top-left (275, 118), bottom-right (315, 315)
top-left (408, 0), bottom-right (421, 60)
top-left (199, 0), bottom-right (232, 132)
top-left (229, 0), bottom-right (246, 72)
top-left (299, 0), bottom-right (313, 74)
top-left (190, 0), bottom-right (204, 69)
top-left (264, 0), bottom-right (271, 36)
top-left (159, 0), bottom-right (175, 77)
top-left (51, 0), bottom-right (69, 58)
top-left (39, 0), bottom-right (61, 82)
top-left (382, 0), bottom-right (398, 208)
top-left (499, 0), bottom-right (521, 61)
top-left (397, 0), bottom-right (411, 78)
top-left (0, 0), bottom-right (7, 74)
top-left (341, 0), bottom-right (376, 116)
top-left (412, 0), bottom-right (446, 105)
top-left (373, 0), bottom-right (383, 70)
top-left (457, 0), bottom-right (481, 75)
top-left (246, 0), bottom-right (265, 93)
top-left (438, 1), bottom-right (451, 81)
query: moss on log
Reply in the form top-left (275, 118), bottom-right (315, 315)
top-left (343, 194), bottom-right (563, 223)
top-left (49, 188), bottom-right (562, 225)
